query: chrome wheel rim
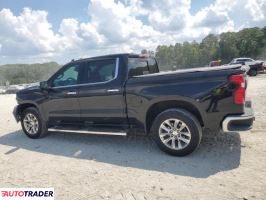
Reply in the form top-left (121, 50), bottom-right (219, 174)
top-left (23, 113), bottom-right (39, 135)
top-left (159, 118), bottom-right (191, 150)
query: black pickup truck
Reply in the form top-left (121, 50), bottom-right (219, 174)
top-left (13, 54), bottom-right (254, 156)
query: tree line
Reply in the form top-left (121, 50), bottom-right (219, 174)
top-left (1, 26), bottom-right (266, 85)
top-left (0, 62), bottom-right (60, 85)
top-left (155, 26), bottom-right (266, 71)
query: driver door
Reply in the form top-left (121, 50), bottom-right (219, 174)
top-left (42, 63), bottom-right (83, 125)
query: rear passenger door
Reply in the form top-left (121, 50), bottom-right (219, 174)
top-left (77, 58), bottom-right (128, 129)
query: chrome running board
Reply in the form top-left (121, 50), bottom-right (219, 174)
top-left (48, 128), bottom-right (127, 136)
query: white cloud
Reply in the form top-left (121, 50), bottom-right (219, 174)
top-left (0, 0), bottom-right (266, 64)
top-left (195, 0), bottom-right (266, 30)
top-left (194, 7), bottom-right (229, 27)
top-left (58, 18), bottom-right (104, 50)
top-left (0, 8), bottom-right (60, 57)
top-left (59, 18), bottom-right (83, 50)
top-left (88, 0), bottom-right (157, 43)
top-left (245, 0), bottom-right (265, 21)
top-left (142, 0), bottom-right (192, 31)
top-left (0, 7), bottom-right (107, 62)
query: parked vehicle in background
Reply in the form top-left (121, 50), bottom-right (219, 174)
top-left (229, 58), bottom-right (265, 76)
top-left (0, 83), bottom-right (39, 94)
top-left (13, 54), bottom-right (254, 156)
top-left (209, 60), bottom-right (222, 67)
top-left (0, 88), bottom-right (6, 94)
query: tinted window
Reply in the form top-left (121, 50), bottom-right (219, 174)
top-left (128, 58), bottom-right (159, 77)
top-left (83, 59), bottom-right (117, 84)
top-left (237, 59), bottom-right (253, 62)
top-left (52, 64), bottom-right (81, 87)
top-left (148, 58), bottom-right (159, 74)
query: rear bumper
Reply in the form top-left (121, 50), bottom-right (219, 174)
top-left (222, 101), bottom-right (255, 132)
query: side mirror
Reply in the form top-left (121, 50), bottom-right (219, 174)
top-left (40, 81), bottom-right (49, 90)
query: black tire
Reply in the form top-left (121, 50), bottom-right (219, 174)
top-left (249, 69), bottom-right (257, 76)
top-left (21, 107), bottom-right (48, 139)
top-left (150, 109), bottom-right (202, 156)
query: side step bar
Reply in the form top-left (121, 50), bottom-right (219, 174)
top-left (48, 128), bottom-right (127, 136)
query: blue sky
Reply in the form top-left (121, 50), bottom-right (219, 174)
top-left (0, 0), bottom-right (89, 30)
top-left (0, 0), bottom-right (265, 64)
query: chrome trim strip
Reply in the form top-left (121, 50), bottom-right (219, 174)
top-left (52, 57), bottom-right (119, 89)
top-left (66, 91), bottom-right (77, 95)
top-left (107, 89), bottom-right (120, 92)
top-left (48, 128), bottom-right (127, 136)
top-left (222, 115), bottom-right (254, 132)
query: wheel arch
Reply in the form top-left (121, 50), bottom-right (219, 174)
top-left (145, 100), bottom-right (204, 134)
top-left (16, 103), bottom-right (39, 121)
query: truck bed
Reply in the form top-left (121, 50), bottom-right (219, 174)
top-left (134, 64), bottom-right (245, 77)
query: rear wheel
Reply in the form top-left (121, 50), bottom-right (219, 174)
top-left (21, 107), bottom-right (48, 139)
top-left (151, 109), bottom-right (202, 156)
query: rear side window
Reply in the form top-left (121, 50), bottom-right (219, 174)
top-left (236, 59), bottom-right (253, 62)
top-left (128, 58), bottom-right (159, 77)
top-left (148, 58), bottom-right (159, 74)
top-left (243, 59), bottom-right (253, 62)
top-left (82, 59), bottom-right (117, 84)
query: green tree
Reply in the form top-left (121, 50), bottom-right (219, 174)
top-left (200, 34), bottom-right (219, 64)
top-left (0, 62), bottom-right (61, 85)
top-left (218, 32), bottom-right (239, 63)
top-left (236, 27), bottom-right (264, 57)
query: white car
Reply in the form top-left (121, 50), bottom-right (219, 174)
top-left (230, 57), bottom-right (265, 76)
top-left (0, 88), bottom-right (6, 94)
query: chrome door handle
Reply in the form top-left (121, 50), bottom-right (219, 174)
top-left (66, 91), bottom-right (77, 95)
top-left (107, 89), bottom-right (120, 92)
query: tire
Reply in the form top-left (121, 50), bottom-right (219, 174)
top-left (150, 109), bottom-right (202, 156)
top-left (249, 69), bottom-right (257, 76)
top-left (21, 107), bottom-right (48, 139)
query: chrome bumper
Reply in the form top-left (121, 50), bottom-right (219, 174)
top-left (222, 101), bottom-right (255, 132)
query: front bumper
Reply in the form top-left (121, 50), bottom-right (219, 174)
top-left (13, 105), bottom-right (20, 122)
top-left (222, 101), bottom-right (255, 132)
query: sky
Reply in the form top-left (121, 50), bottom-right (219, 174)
top-left (0, 0), bottom-right (266, 64)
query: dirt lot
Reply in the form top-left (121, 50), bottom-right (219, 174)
top-left (0, 74), bottom-right (266, 200)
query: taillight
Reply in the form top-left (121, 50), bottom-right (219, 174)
top-left (229, 74), bottom-right (245, 105)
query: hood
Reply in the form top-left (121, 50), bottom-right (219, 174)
top-left (16, 84), bottom-right (41, 95)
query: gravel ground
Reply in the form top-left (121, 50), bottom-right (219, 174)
top-left (0, 74), bottom-right (266, 200)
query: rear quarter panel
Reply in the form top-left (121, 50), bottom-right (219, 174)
top-left (125, 68), bottom-right (244, 133)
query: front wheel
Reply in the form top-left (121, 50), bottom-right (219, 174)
top-left (21, 107), bottom-right (48, 139)
top-left (151, 109), bottom-right (202, 156)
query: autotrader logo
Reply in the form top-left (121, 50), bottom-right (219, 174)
top-left (0, 188), bottom-right (54, 200)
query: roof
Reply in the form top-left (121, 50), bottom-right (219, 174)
top-left (234, 57), bottom-right (253, 60)
top-left (70, 53), bottom-right (151, 64)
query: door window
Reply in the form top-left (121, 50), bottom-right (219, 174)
top-left (83, 59), bottom-right (117, 84)
top-left (52, 64), bottom-right (81, 87)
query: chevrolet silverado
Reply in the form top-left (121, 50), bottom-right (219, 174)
top-left (13, 54), bottom-right (255, 156)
